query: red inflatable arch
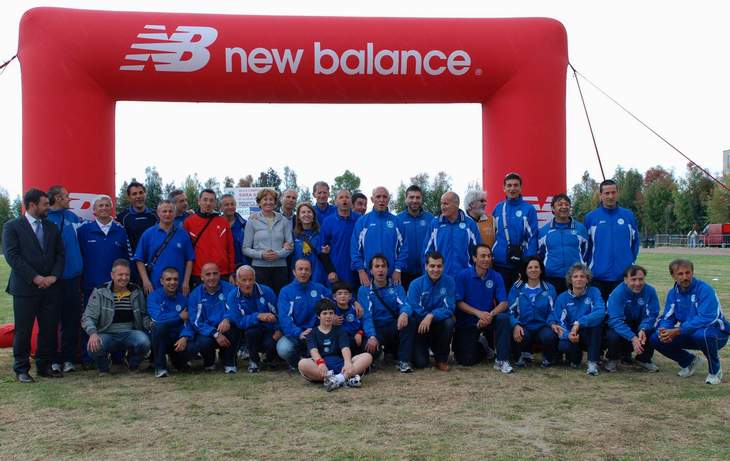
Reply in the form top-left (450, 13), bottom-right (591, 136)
top-left (18, 8), bottom-right (567, 217)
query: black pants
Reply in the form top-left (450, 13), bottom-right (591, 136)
top-left (454, 313), bottom-right (512, 366)
top-left (400, 272), bottom-right (421, 293)
top-left (606, 326), bottom-right (654, 362)
top-left (245, 326), bottom-right (277, 364)
top-left (12, 288), bottom-right (59, 374)
top-left (151, 323), bottom-right (187, 370)
top-left (413, 316), bottom-right (454, 368)
top-left (559, 326), bottom-right (602, 364)
top-left (545, 276), bottom-right (568, 295)
top-left (56, 276), bottom-right (82, 364)
top-left (373, 318), bottom-right (416, 363)
top-left (512, 325), bottom-right (559, 363)
top-left (185, 327), bottom-right (241, 368)
top-left (253, 266), bottom-right (289, 294)
top-left (592, 279), bottom-right (621, 303)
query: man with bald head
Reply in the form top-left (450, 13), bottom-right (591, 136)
top-left (424, 191), bottom-right (481, 278)
top-left (351, 186), bottom-right (408, 287)
top-left (321, 188), bottom-right (361, 286)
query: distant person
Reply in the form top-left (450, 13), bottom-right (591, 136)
top-left (312, 181), bottom-right (337, 222)
top-left (351, 192), bottom-right (368, 215)
top-left (117, 181), bottom-right (157, 252)
top-left (320, 189), bottom-right (360, 286)
top-left (464, 189), bottom-right (495, 248)
top-left (395, 185), bottom-right (434, 290)
top-left (184, 189), bottom-right (235, 285)
top-left (687, 225), bottom-right (698, 248)
top-left (280, 188), bottom-right (298, 227)
top-left (424, 191), bottom-right (480, 278)
top-left (169, 189), bottom-right (192, 228)
top-left (584, 179), bottom-right (639, 301)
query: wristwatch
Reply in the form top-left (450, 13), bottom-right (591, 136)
top-left (213, 332), bottom-right (220, 338)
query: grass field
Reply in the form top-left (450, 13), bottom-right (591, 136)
top-left (0, 252), bottom-right (728, 460)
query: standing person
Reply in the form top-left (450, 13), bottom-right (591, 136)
top-left (184, 189), bottom-right (235, 286)
top-left (220, 193), bottom-right (248, 268)
top-left (538, 194), bottom-right (589, 294)
top-left (549, 263), bottom-right (605, 376)
top-left (312, 181), bottom-right (337, 223)
top-left (133, 200), bottom-right (194, 296)
top-left (351, 186), bottom-right (408, 287)
top-left (169, 189), bottom-right (192, 228)
top-left (46, 185), bottom-right (84, 373)
top-left (279, 188), bottom-right (298, 228)
top-left (3, 189), bottom-right (65, 382)
top-left (293, 202), bottom-right (333, 286)
top-left (320, 189), bottom-right (360, 286)
top-left (351, 192), bottom-right (368, 215)
top-left (605, 265), bottom-right (660, 373)
top-left (242, 188), bottom-right (293, 294)
top-left (584, 179), bottom-right (640, 301)
top-left (464, 189), bottom-right (496, 248)
top-left (651, 259), bottom-right (729, 385)
top-left (117, 181), bottom-right (157, 252)
top-left (687, 225), bottom-right (698, 248)
top-left (424, 191), bottom-right (481, 279)
top-left (492, 173), bottom-right (538, 291)
top-left (146, 267), bottom-right (189, 378)
top-left (396, 185), bottom-right (434, 291)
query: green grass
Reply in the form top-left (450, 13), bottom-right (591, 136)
top-left (0, 253), bottom-right (728, 460)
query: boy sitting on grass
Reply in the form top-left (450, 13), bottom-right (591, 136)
top-left (298, 299), bottom-right (372, 391)
top-left (331, 281), bottom-right (365, 354)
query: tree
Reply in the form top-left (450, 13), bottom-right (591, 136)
top-left (163, 181), bottom-right (177, 200)
top-left (203, 177), bottom-right (222, 198)
top-left (283, 166), bottom-right (299, 192)
top-left (570, 171), bottom-right (599, 222)
top-left (182, 174), bottom-right (202, 210)
top-left (0, 188), bottom-right (11, 244)
top-left (331, 169), bottom-right (361, 202)
top-left (706, 175), bottom-right (730, 223)
top-left (674, 163), bottom-right (714, 231)
top-left (299, 187), bottom-right (312, 204)
top-left (144, 166), bottom-right (164, 211)
top-left (223, 176), bottom-right (235, 188)
top-left (253, 168), bottom-right (282, 192)
top-left (613, 166), bottom-right (643, 227)
top-left (393, 172), bottom-right (452, 215)
top-left (641, 167), bottom-right (677, 234)
top-left (238, 175), bottom-right (254, 187)
top-left (116, 180), bottom-right (131, 215)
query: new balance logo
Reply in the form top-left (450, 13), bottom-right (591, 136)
top-left (120, 25), bottom-right (218, 72)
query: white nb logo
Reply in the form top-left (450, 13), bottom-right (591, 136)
top-left (120, 25), bottom-right (218, 72)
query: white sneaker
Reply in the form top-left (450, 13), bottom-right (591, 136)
top-left (604, 360), bottom-right (618, 373)
top-left (62, 362), bottom-right (76, 373)
top-left (224, 366), bottom-right (237, 374)
top-left (51, 363), bottom-right (62, 372)
top-left (636, 360), bottom-right (659, 372)
top-left (586, 361), bottom-right (599, 376)
top-left (155, 369), bottom-right (169, 378)
top-left (324, 374), bottom-right (342, 392)
top-left (493, 360), bottom-right (513, 374)
top-left (678, 355), bottom-right (703, 378)
top-left (203, 364), bottom-right (216, 372)
top-left (345, 374), bottom-right (362, 388)
top-left (705, 369), bottom-right (723, 385)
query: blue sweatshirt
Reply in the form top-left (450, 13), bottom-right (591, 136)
top-left (396, 208), bottom-right (434, 275)
top-left (492, 196), bottom-right (538, 268)
top-left (225, 283), bottom-right (278, 331)
top-left (320, 211), bottom-right (360, 285)
top-left (405, 274), bottom-right (456, 321)
top-left (314, 203), bottom-right (337, 223)
top-left (351, 209), bottom-right (408, 276)
top-left (147, 288), bottom-right (187, 327)
top-left (335, 302), bottom-right (363, 337)
top-left (47, 209), bottom-right (83, 279)
top-left (538, 218), bottom-right (589, 279)
top-left (508, 280), bottom-right (557, 331)
top-left (454, 267), bottom-right (506, 328)
top-left (549, 287), bottom-right (606, 340)
top-left (293, 228), bottom-right (327, 285)
top-left (423, 210), bottom-right (481, 278)
top-left (583, 205), bottom-right (639, 282)
top-left (77, 220), bottom-right (132, 292)
top-left (277, 279), bottom-right (331, 338)
top-left (657, 278), bottom-right (730, 335)
top-left (358, 282), bottom-right (410, 338)
top-left (181, 281), bottom-right (236, 338)
top-left (607, 282), bottom-right (659, 341)
top-left (229, 212), bottom-right (248, 267)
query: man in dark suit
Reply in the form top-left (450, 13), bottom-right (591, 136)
top-left (2, 188), bottom-right (65, 382)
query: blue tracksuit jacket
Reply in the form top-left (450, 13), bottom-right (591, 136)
top-left (405, 274), bottom-right (456, 321)
top-left (395, 208), bottom-right (434, 275)
top-left (335, 302), bottom-right (363, 337)
top-left (508, 280), bottom-right (557, 331)
top-left (320, 211), bottom-right (360, 285)
top-left (538, 218), bottom-right (589, 279)
top-left (277, 280), bottom-right (331, 338)
top-left (583, 205), bottom-right (639, 282)
top-left (147, 288), bottom-right (187, 327)
top-left (607, 282), bottom-right (660, 341)
top-left (657, 278), bottom-right (730, 335)
top-left (423, 210), bottom-right (481, 278)
top-left (358, 282), bottom-right (411, 338)
top-left (492, 196), bottom-right (538, 268)
top-left (77, 220), bottom-right (131, 292)
top-left (230, 212), bottom-right (249, 266)
top-left (549, 287), bottom-right (606, 340)
top-left (225, 283), bottom-right (279, 331)
top-left (351, 210), bottom-right (408, 275)
top-left (182, 281), bottom-right (236, 338)
top-left (293, 229), bottom-right (328, 285)
top-left (47, 209), bottom-right (83, 279)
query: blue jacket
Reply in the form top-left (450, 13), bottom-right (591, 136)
top-left (181, 281), bottom-right (236, 338)
top-left (538, 218), bottom-right (589, 279)
top-left (423, 210), bottom-right (481, 278)
top-left (549, 287), bottom-right (606, 340)
top-left (358, 282), bottom-right (410, 338)
top-left (47, 209), bottom-right (83, 279)
top-left (230, 212), bottom-right (248, 267)
top-left (351, 210), bottom-right (408, 275)
top-left (225, 283), bottom-right (278, 331)
top-left (396, 208), bottom-right (434, 275)
top-left (320, 211), bottom-right (360, 285)
top-left (584, 205), bottom-right (639, 282)
top-left (508, 280), bottom-right (557, 331)
top-left (277, 280), bottom-right (331, 338)
top-left (314, 203), bottom-right (337, 224)
top-left (405, 274), bottom-right (455, 321)
top-left (147, 288), bottom-right (187, 327)
top-left (658, 278), bottom-right (730, 335)
top-left (77, 220), bottom-right (131, 292)
top-left (454, 267), bottom-right (506, 328)
top-left (293, 229), bottom-right (328, 285)
top-left (492, 196), bottom-right (538, 268)
top-left (335, 302), bottom-right (363, 337)
top-left (607, 282), bottom-right (659, 341)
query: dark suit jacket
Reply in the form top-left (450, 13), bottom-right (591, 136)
top-left (2, 216), bottom-right (65, 297)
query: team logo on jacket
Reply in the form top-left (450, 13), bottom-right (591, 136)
top-left (120, 25), bottom-right (218, 72)
top-left (571, 230), bottom-right (577, 235)
top-left (420, 220), bottom-right (426, 226)
top-left (584, 299), bottom-right (591, 305)
top-left (617, 218), bottom-right (625, 225)
top-left (260, 297), bottom-right (266, 305)
top-left (691, 295), bottom-right (696, 303)
top-left (175, 304), bottom-right (182, 312)
top-left (440, 288), bottom-right (446, 295)
top-left (386, 221), bottom-right (394, 228)
top-left (310, 290), bottom-right (318, 297)
top-left (515, 210), bottom-right (523, 218)
top-left (389, 288), bottom-right (395, 294)
top-left (459, 223), bottom-right (466, 229)
top-left (176, 242), bottom-right (182, 248)
top-left (219, 294), bottom-right (225, 300)
top-left (323, 338), bottom-right (332, 354)
top-left (638, 298), bottom-right (645, 306)
top-left (485, 280), bottom-right (494, 289)
top-left (346, 313), bottom-right (355, 322)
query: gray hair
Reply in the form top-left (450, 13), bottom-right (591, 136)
top-left (236, 265), bottom-right (256, 278)
top-left (313, 181), bottom-right (330, 193)
top-left (92, 195), bottom-right (112, 208)
top-left (566, 263), bottom-right (592, 287)
top-left (464, 190), bottom-right (486, 210)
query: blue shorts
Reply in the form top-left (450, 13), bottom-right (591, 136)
top-left (324, 356), bottom-right (344, 374)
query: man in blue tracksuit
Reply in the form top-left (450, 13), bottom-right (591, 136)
top-left (359, 254), bottom-right (416, 373)
top-left (276, 259), bottom-right (331, 367)
top-left (651, 259), bottom-right (729, 385)
top-left (320, 190), bottom-right (360, 286)
top-left (584, 179), bottom-right (640, 301)
top-left (179, 262), bottom-right (239, 373)
top-left (146, 267), bottom-right (189, 378)
top-left (491, 173), bottom-right (538, 291)
top-left (455, 244), bottom-right (511, 371)
top-left (395, 185), bottom-right (434, 291)
top-left (351, 186), bottom-right (408, 288)
top-left (226, 265), bottom-right (280, 373)
top-left (405, 252), bottom-right (455, 371)
top-left (221, 193), bottom-right (249, 267)
top-left (538, 194), bottom-right (589, 294)
top-left (549, 263), bottom-right (606, 376)
top-left (424, 192), bottom-right (480, 279)
top-left (46, 185), bottom-right (84, 373)
top-left (605, 265), bottom-right (660, 373)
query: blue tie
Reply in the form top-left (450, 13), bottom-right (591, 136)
top-left (34, 220), bottom-right (45, 251)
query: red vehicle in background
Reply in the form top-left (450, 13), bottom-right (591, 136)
top-left (700, 223), bottom-right (730, 247)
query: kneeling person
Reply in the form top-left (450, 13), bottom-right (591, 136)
top-left (332, 282), bottom-right (366, 353)
top-left (147, 267), bottom-right (190, 378)
top-left (298, 299), bottom-right (372, 391)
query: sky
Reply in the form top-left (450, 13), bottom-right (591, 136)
top-left (1, 0), bottom-right (729, 205)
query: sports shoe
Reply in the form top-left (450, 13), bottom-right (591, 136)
top-left (540, 359), bottom-right (552, 368)
top-left (494, 360), bottom-right (513, 374)
top-left (705, 369), bottom-right (723, 385)
top-left (478, 335), bottom-right (496, 360)
top-left (345, 374), bottom-right (362, 388)
top-left (62, 362), bottom-right (76, 373)
top-left (515, 356), bottom-right (527, 368)
top-left (586, 361), bottom-right (599, 376)
top-left (397, 361), bottom-right (413, 373)
top-left (678, 355), bottom-right (702, 378)
top-left (604, 360), bottom-right (618, 373)
top-left (237, 346), bottom-right (250, 361)
top-left (203, 364), bottom-right (217, 372)
top-left (248, 362), bottom-right (260, 373)
top-left (636, 360), bottom-right (659, 372)
top-left (324, 374), bottom-right (342, 392)
top-left (224, 366), bottom-right (238, 374)
top-left (521, 352), bottom-right (534, 363)
top-left (51, 363), bottom-right (62, 372)
top-left (155, 369), bottom-right (169, 379)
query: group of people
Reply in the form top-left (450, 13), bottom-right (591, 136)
top-left (3, 173), bottom-right (728, 390)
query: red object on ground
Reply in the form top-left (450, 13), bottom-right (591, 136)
top-left (0, 321), bottom-right (38, 355)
